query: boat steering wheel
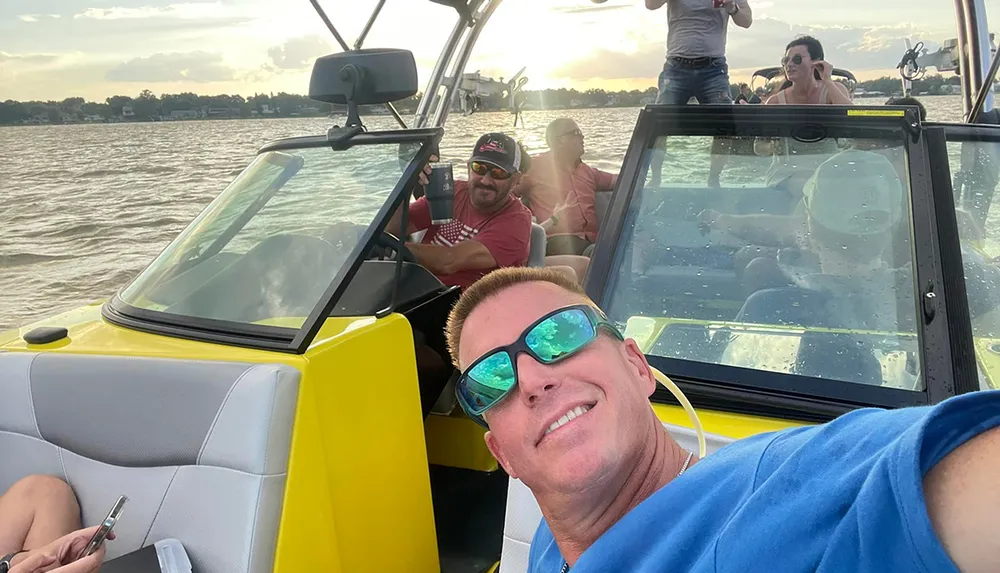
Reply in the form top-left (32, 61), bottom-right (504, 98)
top-left (376, 231), bottom-right (418, 263)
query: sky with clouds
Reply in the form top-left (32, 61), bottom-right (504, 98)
top-left (0, 0), bottom-right (995, 101)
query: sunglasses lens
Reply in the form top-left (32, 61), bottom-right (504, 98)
top-left (526, 308), bottom-right (597, 362)
top-left (461, 351), bottom-right (516, 413)
top-left (471, 161), bottom-right (511, 180)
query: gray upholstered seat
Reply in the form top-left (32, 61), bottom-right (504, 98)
top-left (498, 422), bottom-right (736, 573)
top-left (528, 223), bottom-right (547, 267)
top-left (0, 351), bottom-right (299, 573)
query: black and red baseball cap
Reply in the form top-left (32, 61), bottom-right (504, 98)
top-left (469, 132), bottom-right (527, 174)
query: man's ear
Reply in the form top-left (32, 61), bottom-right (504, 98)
top-left (484, 431), bottom-right (518, 479)
top-left (621, 338), bottom-right (657, 397)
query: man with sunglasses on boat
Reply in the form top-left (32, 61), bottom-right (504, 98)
top-left (385, 132), bottom-right (533, 291)
top-left (445, 265), bottom-right (1000, 573)
top-left (515, 118), bottom-right (618, 257)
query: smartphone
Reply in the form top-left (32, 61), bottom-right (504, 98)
top-left (78, 495), bottom-right (128, 559)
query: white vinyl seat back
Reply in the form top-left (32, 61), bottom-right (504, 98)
top-left (0, 352), bottom-right (300, 573)
top-left (528, 223), bottom-right (548, 267)
top-left (499, 422), bottom-right (736, 573)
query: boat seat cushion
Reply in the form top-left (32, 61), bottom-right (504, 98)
top-left (0, 352), bottom-right (300, 573)
top-left (528, 223), bottom-right (547, 267)
top-left (498, 422), bottom-right (736, 573)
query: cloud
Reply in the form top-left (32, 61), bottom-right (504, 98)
top-left (0, 51), bottom-right (60, 65)
top-left (106, 52), bottom-right (237, 83)
top-left (73, 3), bottom-right (226, 20)
top-left (17, 14), bottom-right (60, 22)
top-left (552, 4), bottom-right (630, 14)
top-left (267, 36), bottom-right (333, 70)
top-left (554, 17), bottom-right (942, 83)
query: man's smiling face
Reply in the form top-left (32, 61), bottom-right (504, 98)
top-left (458, 281), bottom-right (658, 496)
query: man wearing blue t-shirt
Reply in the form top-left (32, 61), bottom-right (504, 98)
top-left (445, 265), bottom-right (1000, 573)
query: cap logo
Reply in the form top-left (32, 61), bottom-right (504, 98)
top-left (479, 139), bottom-right (505, 154)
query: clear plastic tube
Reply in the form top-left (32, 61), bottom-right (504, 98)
top-left (650, 367), bottom-right (707, 458)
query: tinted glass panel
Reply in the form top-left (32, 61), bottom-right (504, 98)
top-left (608, 133), bottom-right (923, 391)
top-left (945, 137), bottom-right (1000, 391)
top-left (120, 143), bottom-right (420, 328)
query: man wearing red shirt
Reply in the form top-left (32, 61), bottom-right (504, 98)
top-left (386, 132), bottom-right (533, 290)
top-left (515, 118), bottom-right (618, 256)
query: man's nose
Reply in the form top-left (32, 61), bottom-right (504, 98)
top-left (515, 353), bottom-right (561, 407)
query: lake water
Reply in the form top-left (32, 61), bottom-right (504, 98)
top-left (0, 96), bottom-right (969, 330)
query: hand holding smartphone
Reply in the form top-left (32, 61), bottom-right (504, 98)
top-left (77, 495), bottom-right (127, 560)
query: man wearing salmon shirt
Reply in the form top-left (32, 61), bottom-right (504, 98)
top-left (386, 132), bottom-right (533, 290)
top-left (516, 118), bottom-right (618, 257)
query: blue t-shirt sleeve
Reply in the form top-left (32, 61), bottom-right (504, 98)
top-left (733, 390), bottom-right (1000, 573)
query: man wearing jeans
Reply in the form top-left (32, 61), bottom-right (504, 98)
top-left (647, 0), bottom-right (752, 104)
top-left (646, 0), bottom-right (752, 186)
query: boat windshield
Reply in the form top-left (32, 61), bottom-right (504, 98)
top-left (118, 140), bottom-right (423, 329)
top-left (605, 131), bottom-right (924, 392)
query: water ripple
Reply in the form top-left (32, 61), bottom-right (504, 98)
top-left (0, 99), bottom-right (968, 330)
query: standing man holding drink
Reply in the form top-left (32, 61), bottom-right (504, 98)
top-left (645, 0), bottom-right (753, 187)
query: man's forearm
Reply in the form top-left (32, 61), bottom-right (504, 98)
top-left (645, 0), bottom-right (668, 9)
top-left (386, 204), bottom-right (415, 238)
top-left (716, 213), bottom-right (799, 247)
top-left (407, 241), bottom-right (496, 276)
top-left (732, 3), bottom-right (752, 27)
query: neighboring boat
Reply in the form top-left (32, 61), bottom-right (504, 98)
top-left (2, 1), bottom-right (1000, 573)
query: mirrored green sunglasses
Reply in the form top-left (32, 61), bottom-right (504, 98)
top-left (455, 304), bottom-right (624, 428)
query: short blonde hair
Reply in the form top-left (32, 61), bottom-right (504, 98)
top-left (445, 267), bottom-right (591, 367)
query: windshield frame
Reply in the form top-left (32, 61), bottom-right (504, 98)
top-left (585, 104), bottom-right (976, 422)
top-left (103, 127), bottom-right (443, 353)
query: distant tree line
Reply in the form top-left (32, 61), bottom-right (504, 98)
top-left (853, 74), bottom-right (962, 95)
top-left (0, 90), bottom-right (425, 125)
top-left (0, 75), bottom-right (968, 126)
